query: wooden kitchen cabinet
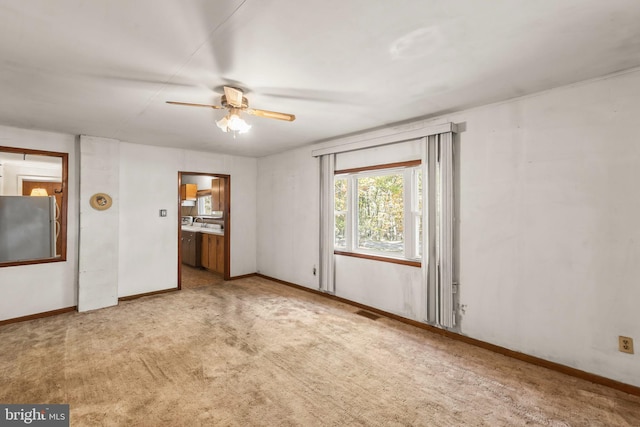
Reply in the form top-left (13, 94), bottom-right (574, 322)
top-left (180, 183), bottom-right (197, 201)
top-left (215, 235), bottom-right (224, 273)
top-left (210, 178), bottom-right (224, 211)
top-left (181, 230), bottom-right (201, 267)
top-left (201, 233), bottom-right (224, 274)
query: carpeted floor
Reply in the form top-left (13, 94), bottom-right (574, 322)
top-left (1, 276), bottom-right (639, 426)
top-left (180, 264), bottom-right (225, 289)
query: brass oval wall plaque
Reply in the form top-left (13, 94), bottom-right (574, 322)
top-left (89, 193), bottom-right (112, 211)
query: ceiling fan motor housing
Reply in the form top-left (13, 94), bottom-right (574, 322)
top-left (221, 95), bottom-right (249, 109)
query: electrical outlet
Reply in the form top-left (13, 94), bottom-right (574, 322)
top-left (619, 336), bottom-right (634, 354)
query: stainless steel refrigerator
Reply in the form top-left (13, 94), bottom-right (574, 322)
top-left (0, 195), bottom-right (57, 263)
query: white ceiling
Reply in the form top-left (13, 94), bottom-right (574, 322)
top-left (1, 1), bottom-right (639, 157)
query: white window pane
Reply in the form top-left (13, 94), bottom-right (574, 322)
top-left (198, 195), bottom-right (212, 215)
top-left (334, 177), bottom-right (348, 248)
top-left (334, 177), bottom-right (347, 210)
top-left (417, 168), bottom-right (423, 211)
top-left (356, 174), bottom-right (404, 253)
top-left (416, 214), bottom-right (422, 257)
top-left (416, 168), bottom-right (423, 257)
top-left (334, 212), bottom-right (346, 248)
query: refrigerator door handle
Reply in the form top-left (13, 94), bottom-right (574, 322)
top-left (49, 196), bottom-right (57, 257)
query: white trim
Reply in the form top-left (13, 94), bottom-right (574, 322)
top-left (18, 175), bottom-right (61, 182)
top-left (311, 122), bottom-right (457, 157)
top-left (337, 164), bottom-right (421, 262)
top-left (17, 175), bottom-right (62, 195)
top-left (346, 176), bottom-right (355, 252)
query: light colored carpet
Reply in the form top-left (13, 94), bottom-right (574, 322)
top-left (180, 264), bottom-right (224, 289)
top-left (1, 276), bottom-right (639, 426)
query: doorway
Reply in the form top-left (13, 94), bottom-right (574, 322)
top-left (178, 172), bottom-right (231, 289)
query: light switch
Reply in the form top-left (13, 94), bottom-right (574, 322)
top-left (159, 209), bottom-right (167, 217)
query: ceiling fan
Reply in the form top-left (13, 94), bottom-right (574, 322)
top-left (166, 86), bottom-right (296, 134)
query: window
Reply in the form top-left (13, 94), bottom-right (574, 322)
top-left (0, 146), bottom-right (68, 267)
top-left (319, 130), bottom-right (456, 326)
top-left (334, 161), bottom-right (421, 264)
top-left (356, 171), bottom-right (404, 253)
top-left (334, 176), bottom-right (347, 249)
top-left (197, 193), bottom-right (212, 215)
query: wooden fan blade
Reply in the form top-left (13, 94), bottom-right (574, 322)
top-left (166, 101), bottom-right (224, 109)
top-left (223, 86), bottom-right (244, 108)
top-left (246, 108), bottom-right (296, 122)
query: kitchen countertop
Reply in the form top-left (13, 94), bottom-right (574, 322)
top-left (181, 225), bottom-right (224, 236)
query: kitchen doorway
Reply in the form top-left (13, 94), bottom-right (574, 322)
top-left (178, 172), bottom-right (231, 289)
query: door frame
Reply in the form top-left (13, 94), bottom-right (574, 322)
top-left (178, 171), bottom-right (231, 288)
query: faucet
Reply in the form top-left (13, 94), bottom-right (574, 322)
top-left (193, 217), bottom-right (205, 226)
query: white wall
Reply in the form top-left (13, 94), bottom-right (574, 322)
top-left (117, 142), bottom-right (257, 297)
top-left (335, 256), bottom-right (423, 319)
top-left (118, 142), bottom-right (181, 297)
top-left (0, 129), bottom-right (257, 316)
top-left (256, 69), bottom-right (640, 387)
top-left (0, 125), bottom-right (78, 320)
top-left (451, 69), bottom-right (640, 387)
top-left (78, 136), bottom-right (120, 311)
top-left (257, 147), bottom-right (319, 288)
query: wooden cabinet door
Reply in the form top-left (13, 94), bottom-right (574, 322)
top-left (181, 184), bottom-right (197, 201)
top-left (215, 235), bottom-right (224, 274)
top-left (217, 178), bottom-right (225, 213)
top-left (201, 233), bottom-right (217, 272)
top-left (181, 231), bottom-right (189, 264)
top-left (211, 179), bottom-right (220, 211)
top-left (208, 235), bottom-right (217, 271)
top-left (200, 233), bottom-right (223, 274)
top-left (201, 233), bottom-right (209, 268)
top-left (183, 231), bottom-right (193, 265)
top-left (182, 231), bottom-right (201, 267)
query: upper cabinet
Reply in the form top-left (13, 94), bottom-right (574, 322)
top-left (180, 183), bottom-right (197, 201)
top-left (211, 178), bottom-right (224, 211)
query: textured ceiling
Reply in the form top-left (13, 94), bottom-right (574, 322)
top-left (1, 0), bottom-right (640, 157)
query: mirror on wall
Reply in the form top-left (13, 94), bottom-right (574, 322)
top-left (0, 146), bottom-right (68, 267)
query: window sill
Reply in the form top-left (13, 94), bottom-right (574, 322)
top-left (334, 250), bottom-right (421, 267)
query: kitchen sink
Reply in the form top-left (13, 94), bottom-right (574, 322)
top-left (181, 225), bottom-right (223, 235)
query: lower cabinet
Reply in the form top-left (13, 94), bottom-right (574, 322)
top-left (201, 233), bottom-right (224, 274)
top-left (181, 230), bottom-right (201, 267)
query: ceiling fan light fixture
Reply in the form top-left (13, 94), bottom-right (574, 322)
top-left (229, 113), bottom-right (251, 134)
top-left (216, 111), bottom-right (251, 134)
top-left (168, 85), bottom-right (293, 135)
top-left (216, 116), bottom-right (229, 132)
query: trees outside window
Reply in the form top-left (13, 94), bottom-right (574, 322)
top-left (356, 173), bottom-right (404, 253)
top-left (334, 177), bottom-right (347, 249)
top-left (334, 161), bottom-right (421, 262)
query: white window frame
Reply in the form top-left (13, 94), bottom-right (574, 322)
top-left (334, 163), bottom-right (422, 263)
top-left (197, 194), bottom-right (212, 216)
